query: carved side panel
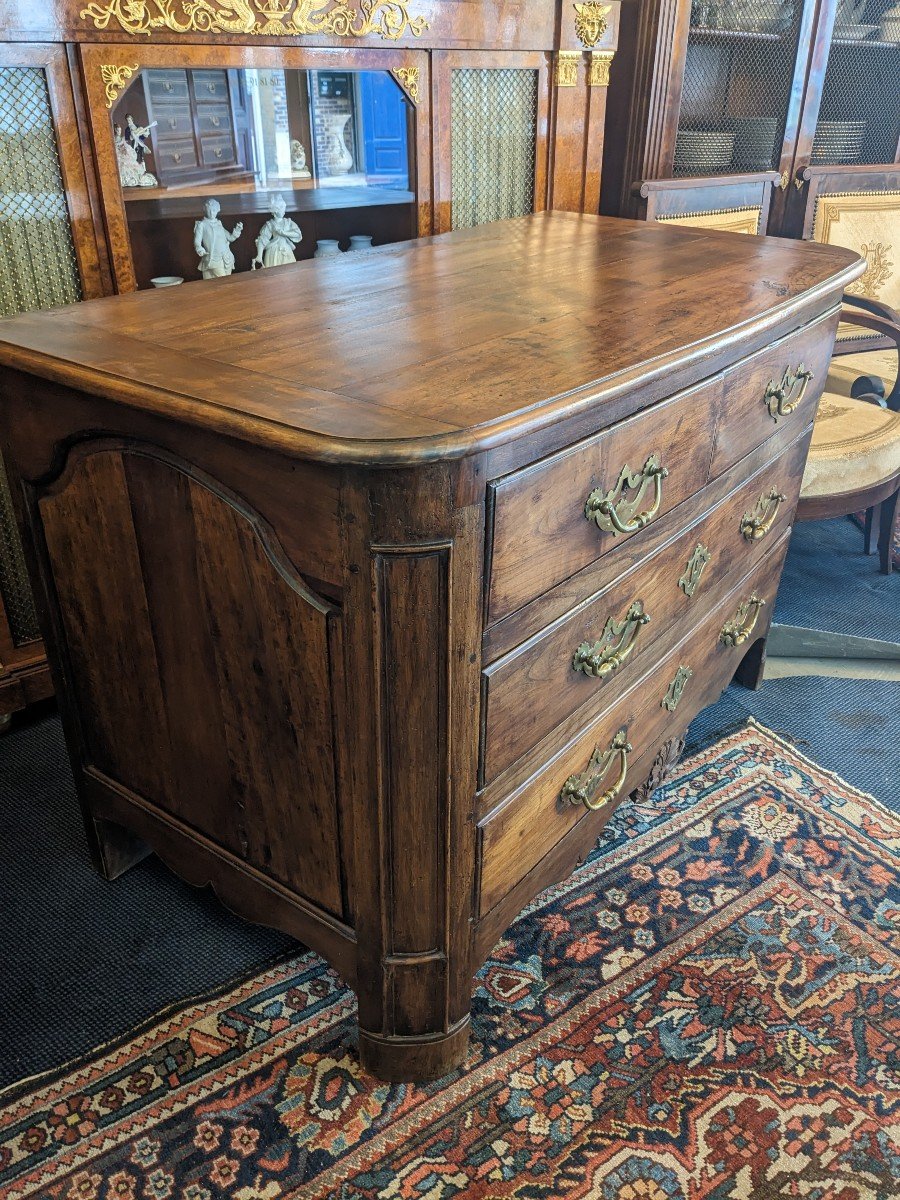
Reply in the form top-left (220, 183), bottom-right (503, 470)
top-left (34, 443), bottom-right (345, 915)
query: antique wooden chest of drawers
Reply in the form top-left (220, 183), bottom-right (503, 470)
top-left (0, 214), bottom-right (861, 1081)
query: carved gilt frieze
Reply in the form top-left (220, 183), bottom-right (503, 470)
top-left (80, 0), bottom-right (429, 41)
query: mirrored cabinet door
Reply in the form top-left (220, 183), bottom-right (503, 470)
top-left (80, 46), bottom-right (429, 292)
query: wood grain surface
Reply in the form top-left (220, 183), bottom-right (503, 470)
top-left (0, 214), bottom-right (861, 464)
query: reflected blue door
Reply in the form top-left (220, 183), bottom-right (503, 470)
top-left (358, 73), bottom-right (409, 188)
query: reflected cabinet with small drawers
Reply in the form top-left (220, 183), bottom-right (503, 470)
top-left (0, 214), bottom-right (862, 1079)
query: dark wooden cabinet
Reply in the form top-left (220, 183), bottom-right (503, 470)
top-left (601, 0), bottom-right (900, 233)
top-left (0, 214), bottom-right (861, 1079)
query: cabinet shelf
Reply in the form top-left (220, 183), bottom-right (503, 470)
top-left (123, 184), bottom-right (415, 221)
top-left (831, 37), bottom-right (900, 48)
top-left (688, 25), bottom-right (784, 43)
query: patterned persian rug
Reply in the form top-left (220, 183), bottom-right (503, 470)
top-left (1, 721), bottom-right (898, 1200)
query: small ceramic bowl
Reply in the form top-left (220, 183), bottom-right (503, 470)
top-left (150, 276), bottom-right (184, 288)
top-left (313, 239), bottom-right (341, 259)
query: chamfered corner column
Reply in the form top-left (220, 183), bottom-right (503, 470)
top-left (340, 464), bottom-right (484, 1082)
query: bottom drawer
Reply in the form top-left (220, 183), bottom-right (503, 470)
top-left (478, 532), bottom-right (790, 916)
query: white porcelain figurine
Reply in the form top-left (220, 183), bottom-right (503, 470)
top-left (193, 198), bottom-right (243, 279)
top-left (126, 114), bottom-right (157, 163)
top-left (114, 124), bottom-right (157, 189)
top-left (251, 196), bottom-right (302, 270)
top-left (290, 139), bottom-right (312, 178)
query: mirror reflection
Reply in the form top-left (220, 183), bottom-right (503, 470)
top-left (111, 67), bottom-right (416, 287)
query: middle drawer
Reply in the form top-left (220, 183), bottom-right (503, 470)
top-left (480, 430), bottom-right (810, 785)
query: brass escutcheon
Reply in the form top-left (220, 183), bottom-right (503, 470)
top-left (740, 487), bottom-right (786, 541)
top-left (562, 729), bottom-right (632, 811)
top-left (585, 453), bottom-right (669, 534)
top-left (679, 542), bottom-right (712, 598)
top-left (662, 664), bottom-right (693, 712)
top-left (764, 364), bottom-right (813, 421)
top-left (572, 600), bottom-right (650, 679)
top-left (719, 594), bottom-right (766, 647)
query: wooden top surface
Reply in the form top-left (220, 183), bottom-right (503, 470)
top-left (0, 213), bottom-right (862, 465)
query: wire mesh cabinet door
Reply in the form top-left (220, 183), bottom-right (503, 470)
top-left (602, 0), bottom-right (821, 227)
top-left (432, 51), bottom-right (551, 234)
top-left (0, 45), bottom-right (104, 720)
top-left (673, 0), bottom-right (816, 181)
top-left (782, 1), bottom-right (900, 234)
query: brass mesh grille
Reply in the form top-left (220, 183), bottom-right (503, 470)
top-left (811, 27), bottom-right (900, 165)
top-left (675, 0), bottom-right (804, 177)
top-left (450, 68), bottom-right (538, 230)
top-left (0, 67), bottom-right (80, 646)
top-left (0, 68), bottom-right (82, 317)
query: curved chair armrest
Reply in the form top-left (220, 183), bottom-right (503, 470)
top-left (838, 305), bottom-right (900, 411)
top-left (842, 292), bottom-right (900, 326)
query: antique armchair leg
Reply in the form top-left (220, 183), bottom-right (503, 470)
top-left (864, 506), bottom-right (877, 554)
top-left (878, 487), bottom-right (899, 575)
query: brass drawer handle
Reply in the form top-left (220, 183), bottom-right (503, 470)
top-left (572, 599), bottom-right (650, 679)
top-left (210, 114), bottom-right (221, 127)
top-left (662, 664), bottom-right (692, 712)
top-left (172, 152), bottom-right (182, 163)
top-left (740, 487), bottom-right (786, 542)
top-left (764, 363), bottom-right (813, 421)
top-left (214, 147), bottom-right (223, 158)
top-left (562, 729), bottom-right (632, 811)
top-left (719, 594), bottom-right (765, 647)
top-left (679, 542), bottom-right (711, 598)
top-left (168, 117), bottom-right (177, 129)
top-left (207, 81), bottom-right (217, 93)
top-left (163, 81), bottom-right (173, 93)
top-left (585, 453), bottom-right (669, 535)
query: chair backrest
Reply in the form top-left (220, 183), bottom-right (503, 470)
top-left (631, 172), bottom-right (781, 236)
top-left (802, 165), bottom-right (900, 316)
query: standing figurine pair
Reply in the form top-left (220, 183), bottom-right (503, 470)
top-left (193, 196), bottom-right (302, 280)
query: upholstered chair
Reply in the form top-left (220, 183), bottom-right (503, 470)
top-left (796, 298), bottom-right (900, 574)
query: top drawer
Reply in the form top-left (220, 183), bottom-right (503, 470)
top-left (486, 308), bottom-right (840, 623)
top-left (192, 70), bottom-right (229, 103)
top-left (709, 309), bottom-right (837, 477)
top-left (147, 70), bottom-right (189, 104)
top-left (487, 376), bottom-right (721, 624)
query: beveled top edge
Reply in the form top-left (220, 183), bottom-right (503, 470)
top-left (0, 214), bottom-right (864, 467)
